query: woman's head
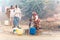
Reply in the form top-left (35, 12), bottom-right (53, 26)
top-left (32, 11), bottom-right (37, 16)
top-left (15, 5), bottom-right (18, 8)
top-left (11, 5), bottom-right (13, 8)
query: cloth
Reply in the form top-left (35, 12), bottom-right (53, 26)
top-left (10, 9), bottom-right (15, 17)
top-left (13, 16), bottom-right (20, 27)
top-left (32, 15), bottom-right (38, 21)
top-left (14, 8), bottom-right (21, 19)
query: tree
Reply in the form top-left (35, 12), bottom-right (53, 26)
top-left (9, 0), bottom-right (56, 19)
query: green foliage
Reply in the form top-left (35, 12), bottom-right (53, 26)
top-left (9, 0), bottom-right (55, 19)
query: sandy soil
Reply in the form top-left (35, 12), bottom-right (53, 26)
top-left (0, 25), bottom-right (60, 40)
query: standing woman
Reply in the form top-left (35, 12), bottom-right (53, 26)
top-left (10, 5), bottom-right (15, 26)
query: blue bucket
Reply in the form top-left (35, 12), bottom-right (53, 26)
top-left (29, 27), bottom-right (36, 35)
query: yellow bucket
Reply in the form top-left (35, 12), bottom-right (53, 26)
top-left (16, 29), bottom-right (24, 35)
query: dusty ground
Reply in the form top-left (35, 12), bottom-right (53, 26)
top-left (0, 25), bottom-right (60, 40)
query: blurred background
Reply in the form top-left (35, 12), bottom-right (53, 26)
top-left (0, 0), bottom-right (60, 30)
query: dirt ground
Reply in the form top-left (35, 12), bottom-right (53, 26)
top-left (0, 25), bottom-right (60, 40)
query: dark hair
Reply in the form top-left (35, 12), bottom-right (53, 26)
top-left (15, 5), bottom-right (17, 8)
top-left (11, 5), bottom-right (13, 8)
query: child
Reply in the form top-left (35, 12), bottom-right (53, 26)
top-left (29, 19), bottom-right (32, 28)
top-left (29, 19), bottom-right (34, 28)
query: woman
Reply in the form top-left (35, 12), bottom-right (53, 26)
top-left (10, 5), bottom-right (15, 26)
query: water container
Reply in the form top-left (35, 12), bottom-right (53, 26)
top-left (29, 27), bottom-right (36, 35)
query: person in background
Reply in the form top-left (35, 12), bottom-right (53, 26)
top-left (13, 5), bottom-right (22, 28)
top-left (10, 5), bottom-right (15, 26)
top-left (6, 8), bottom-right (10, 18)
